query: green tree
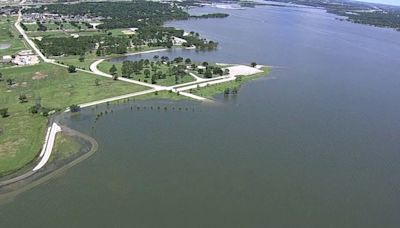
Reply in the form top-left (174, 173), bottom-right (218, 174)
top-left (0, 108), bottom-right (9, 118)
top-left (151, 74), bottom-right (157, 84)
top-left (109, 64), bottom-right (118, 75)
top-left (29, 105), bottom-right (40, 114)
top-left (251, 62), bottom-right (257, 67)
top-left (69, 104), bottom-right (81, 112)
top-left (79, 54), bottom-right (85, 62)
top-left (144, 69), bottom-right (151, 78)
top-left (185, 58), bottom-right (191, 65)
top-left (204, 69), bottom-right (213, 78)
top-left (68, 65), bottom-right (77, 73)
top-left (19, 94), bottom-right (28, 103)
top-left (224, 88), bottom-right (230, 95)
top-left (6, 78), bottom-right (13, 86)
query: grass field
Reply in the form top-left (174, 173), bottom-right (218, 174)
top-left (98, 60), bottom-right (196, 86)
top-left (0, 63), bottom-right (146, 176)
top-left (24, 22), bottom-right (91, 32)
top-left (0, 16), bottom-right (28, 57)
top-left (54, 53), bottom-right (99, 70)
top-left (50, 133), bottom-right (81, 162)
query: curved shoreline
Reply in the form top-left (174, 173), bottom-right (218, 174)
top-left (0, 116), bottom-right (99, 198)
top-left (4, 21), bottom-right (269, 191)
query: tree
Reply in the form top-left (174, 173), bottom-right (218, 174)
top-left (0, 72), bottom-right (3, 81)
top-left (224, 88), bottom-right (230, 95)
top-left (198, 68), bottom-right (204, 74)
top-left (0, 108), bottom-right (9, 118)
top-left (202, 61), bottom-right (209, 67)
top-left (79, 54), bottom-right (85, 62)
top-left (204, 69), bottom-right (213, 78)
top-left (69, 104), bottom-right (81, 112)
top-left (109, 64), bottom-right (117, 75)
top-left (232, 87), bottom-right (238, 94)
top-left (19, 94), bottom-right (28, 103)
top-left (6, 78), bottom-right (13, 86)
top-left (95, 78), bottom-right (100, 86)
top-left (68, 65), bottom-right (77, 73)
top-left (185, 58), bottom-right (191, 65)
top-left (144, 69), bottom-right (151, 78)
top-left (29, 104), bottom-right (41, 114)
top-left (251, 62), bottom-right (257, 67)
top-left (153, 55), bottom-right (159, 60)
top-left (151, 74), bottom-right (157, 84)
top-left (224, 69), bottom-right (230, 75)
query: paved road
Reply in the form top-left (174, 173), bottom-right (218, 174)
top-left (70, 89), bottom-right (157, 110)
top-left (33, 122), bottom-right (61, 172)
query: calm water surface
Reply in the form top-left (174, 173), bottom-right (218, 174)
top-left (1, 5), bottom-right (400, 228)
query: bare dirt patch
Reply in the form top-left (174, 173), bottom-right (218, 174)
top-left (32, 72), bottom-right (48, 80)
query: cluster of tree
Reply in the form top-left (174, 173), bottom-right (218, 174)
top-left (117, 56), bottom-right (193, 84)
top-left (96, 36), bottom-right (130, 56)
top-left (183, 35), bottom-right (218, 50)
top-left (36, 35), bottom-right (100, 56)
top-left (137, 26), bottom-right (184, 48)
top-left (24, 1), bottom-right (190, 30)
top-left (120, 60), bottom-right (145, 78)
top-left (37, 35), bottom-right (130, 56)
top-left (20, 22), bottom-right (28, 31)
top-left (29, 103), bottom-right (52, 116)
top-left (224, 87), bottom-right (239, 95)
top-left (197, 64), bottom-right (228, 78)
top-left (190, 13), bottom-right (229, 19)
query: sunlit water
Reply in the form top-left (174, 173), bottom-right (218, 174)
top-left (1, 5), bottom-right (400, 228)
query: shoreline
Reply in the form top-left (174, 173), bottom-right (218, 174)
top-left (2, 17), bottom-right (271, 188)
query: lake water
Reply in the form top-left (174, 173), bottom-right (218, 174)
top-left (1, 5), bottom-right (400, 228)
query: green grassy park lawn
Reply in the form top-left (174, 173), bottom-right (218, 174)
top-left (50, 133), bottom-right (81, 162)
top-left (0, 16), bottom-right (28, 56)
top-left (53, 53), bottom-right (99, 70)
top-left (27, 30), bottom-right (101, 39)
top-left (98, 60), bottom-right (196, 86)
top-left (0, 63), bottom-right (146, 176)
top-left (24, 22), bottom-right (91, 32)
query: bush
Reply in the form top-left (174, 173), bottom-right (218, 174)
top-left (69, 104), bottom-right (81, 112)
top-left (0, 108), bottom-right (9, 118)
top-left (68, 65), bottom-right (77, 73)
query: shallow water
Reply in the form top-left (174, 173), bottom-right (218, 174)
top-left (1, 5), bottom-right (400, 228)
